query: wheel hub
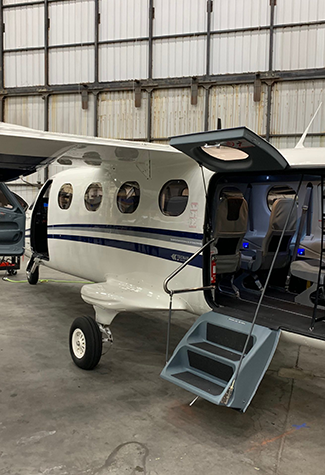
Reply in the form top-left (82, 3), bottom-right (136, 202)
top-left (71, 328), bottom-right (86, 358)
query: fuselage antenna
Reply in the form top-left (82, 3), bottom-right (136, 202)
top-left (295, 102), bottom-right (322, 149)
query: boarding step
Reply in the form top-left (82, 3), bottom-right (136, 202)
top-left (160, 311), bottom-right (280, 412)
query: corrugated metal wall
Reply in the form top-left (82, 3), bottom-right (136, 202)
top-left (2, 0), bottom-right (325, 204)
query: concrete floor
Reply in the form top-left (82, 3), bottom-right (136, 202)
top-left (0, 260), bottom-right (325, 475)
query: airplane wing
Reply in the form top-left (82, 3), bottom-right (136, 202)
top-left (0, 122), bottom-right (182, 182)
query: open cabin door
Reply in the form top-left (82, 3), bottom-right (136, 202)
top-left (0, 183), bottom-right (25, 256)
top-left (170, 126), bottom-right (289, 173)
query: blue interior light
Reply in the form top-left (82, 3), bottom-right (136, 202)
top-left (243, 242), bottom-right (249, 249)
top-left (297, 248), bottom-right (305, 256)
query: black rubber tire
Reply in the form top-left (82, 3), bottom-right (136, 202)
top-left (26, 259), bottom-right (39, 285)
top-left (69, 316), bottom-right (102, 370)
top-left (8, 269), bottom-right (17, 276)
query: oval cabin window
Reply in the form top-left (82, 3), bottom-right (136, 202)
top-left (117, 181), bottom-right (140, 214)
top-left (58, 183), bottom-right (73, 210)
top-left (267, 185), bottom-right (297, 211)
top-left (159, 180), bottom-right (189, 216)
top-left (84, 183), bottom-right (103, 212)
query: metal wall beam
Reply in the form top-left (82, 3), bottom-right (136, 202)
top-left (1, 68), bottom-right (324, 97)
top-left (266, 0), bottom-right (276, 142)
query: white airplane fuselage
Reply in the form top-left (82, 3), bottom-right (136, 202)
top-left (25, 154), bottom-right (212, 320)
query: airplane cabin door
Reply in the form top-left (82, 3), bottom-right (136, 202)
top-left (30, 180), bottom-right (52, 260)
top-left (0, 183), bottom-right (25, 256)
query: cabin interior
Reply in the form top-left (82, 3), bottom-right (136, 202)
top-left (203, 171), bottom-right (325, 342)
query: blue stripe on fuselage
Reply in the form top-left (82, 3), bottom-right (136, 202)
top-left (47, 233), bottom-right (203, 268)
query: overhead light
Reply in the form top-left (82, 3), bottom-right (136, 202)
top-left (201, 143), bottom-right (249, 161)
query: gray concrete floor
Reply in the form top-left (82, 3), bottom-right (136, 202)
top-left (0, 260), bottom-right (325, 475)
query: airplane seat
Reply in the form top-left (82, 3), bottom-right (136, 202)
top-left (164, 196), bottom-right (188, 216)
top-left (213, 191), bottom-right (248, 275)
top-left (241, 198), bottom-right (297, 273)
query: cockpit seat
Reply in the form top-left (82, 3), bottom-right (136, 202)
top-left (241, 198), bottom-right (297, 273)
top-left (213, 191), bottom-right (248, 275)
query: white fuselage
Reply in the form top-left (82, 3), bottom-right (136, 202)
top-left (25, 154), bottom-right (212, 317)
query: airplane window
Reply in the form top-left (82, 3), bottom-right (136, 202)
top-left (84, 182), bottom-right (103, 212)
top-left (58, 183), bottom-right (73, 210)
top-left (159, 180), bottom-right (189, 216)
top-left (0, 188), bottom-right (13, 209)
top-left (117, 181), bottom-right (140, 214)
top-left (267, 186), bottom-right (297, 211)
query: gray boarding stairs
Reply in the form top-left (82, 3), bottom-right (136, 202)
top-left (160, 311), bottom-right (280, 412)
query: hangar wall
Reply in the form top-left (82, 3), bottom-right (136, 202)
top-left (2, 0), bottom-right (325, 203)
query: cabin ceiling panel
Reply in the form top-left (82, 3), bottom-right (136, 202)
top-left (152, 88), bottom-right (205, 140)
top-left (49, 47), bottom-right (95, 85)
top-left (4, 5), bottom-right (44, 49)
top-left (98, 91), bottom-right (148, 140)
top-left (153, 0), bottom-right (207, 36)
top-left (153, 38), bottom-right (206, 79)
top-left (99, 43), bottom-right (148, 81)
top-left (271, 80), bottom-right (325, 137)
top-left (49, 0), bottom-right (95, 46)
top-left (274, 0), bottom-right (325, 24)
top-left (4, 51), bottom-right (44, 87)
top-left (49, 94), bottom-right (95, 136)
top-left (4, 96), bottom-right (44, 130)
top-left (209, 84), bottom-right (267, 136)
top-left (212, 0), bottom-right (270, 29)
top-left (99, 0), bottom-right (149, 41)
top-left (210, 31), bottom-right (269, 74)
top-left (274, 26), bottom-right (325, 71)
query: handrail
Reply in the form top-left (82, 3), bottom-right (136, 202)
top-left (163, 237), bottom-right (215, 296)
top-left (163, 237), bottom-right (215, 362)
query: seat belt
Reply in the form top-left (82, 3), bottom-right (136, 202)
top-left (244, 184), bottom-right (254, 231)
top-left (285, 184), bottom-right (312, 289)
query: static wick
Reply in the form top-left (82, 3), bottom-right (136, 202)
top-left (189, 396), bottom-right (199, 407)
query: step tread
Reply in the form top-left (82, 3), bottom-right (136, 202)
top-left (172, 371), bottom-right (225, 396)
top-left (191, 341), bottom-right (241, 361)
top-left (207, 322), bottom-right (253, 354)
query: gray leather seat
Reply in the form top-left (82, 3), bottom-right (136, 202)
top-left (212, 191), bottom-right (248, 275)
top-left (241, 198), bottom-right (297, 273)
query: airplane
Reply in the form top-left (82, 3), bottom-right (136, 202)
top-left (1, 120), bottom-right (325, 412)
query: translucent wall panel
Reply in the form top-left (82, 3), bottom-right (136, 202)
top-left (153, 38), bottom-right (206, 78)
top-left (98, 91), bottom-right (148, 139)
top-left (212, 0), bottom-right (269, 29)
top-left (7, 184), bottom-right (41, 206)
top-left (211, 31), bottom-right (269, 74)
top-left (4, 51), bottom-right (44, 87)
top-left (3, 0), bottom-right (38, 6)
top-left (49, 47), bottom-right (95, 85)
top-left (209, 84), bottom-right (267, 135)
top-left (152, 88), bottom-right (204, 139)
top-left (99, 0), bottom-right (149, 41)
top-left (275, 0), bottom-right (325, 24)
top-left (4, 96), bottom-right (44, 130)
top-left (4, 5), bottom-right (44, 49)
top-left (99, 43), bottom-right (148, 81)
top-left (271, 136), bottom-right (325, 149)
top-left (154, 0), bottom-right (206, 35)
top-left (49, 0), bottom-right (95, 46)
top-left (274, 26), bottom-right (325, 71)
top-left (49, 94), bottom-right (95, 136)
top-left (271, 80), bottom-right (325, 138)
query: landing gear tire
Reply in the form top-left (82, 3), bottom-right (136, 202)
top-left (26, 259), bottom-right (39, 285)
top-left (69, 316), bottom-right (102, 370)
